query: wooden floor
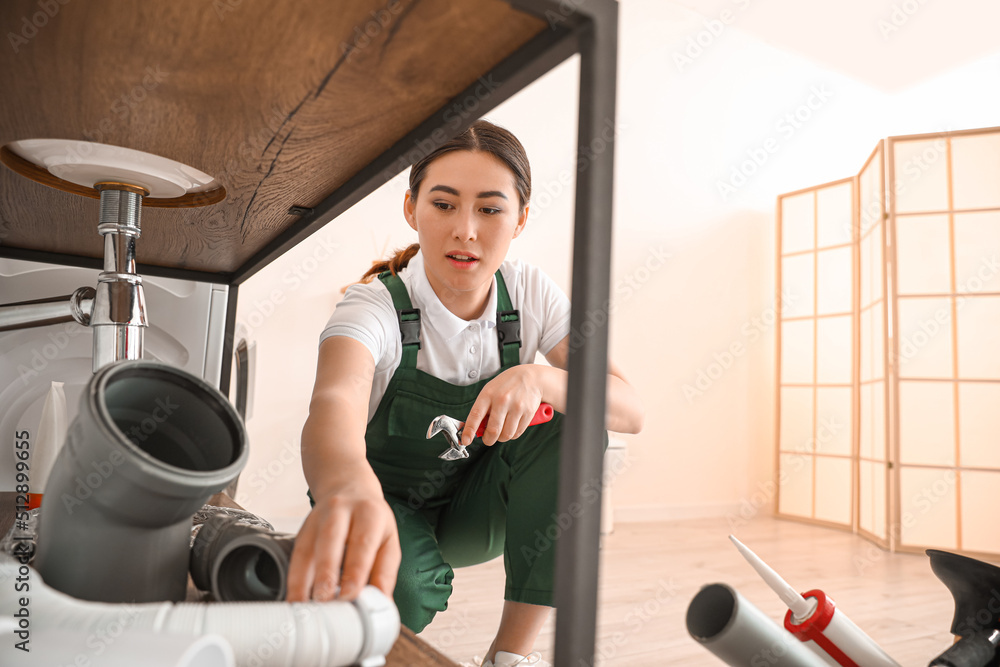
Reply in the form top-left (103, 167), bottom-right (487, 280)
top-left (419, 514), bottom-right (961, 666)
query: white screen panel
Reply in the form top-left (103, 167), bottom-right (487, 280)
top-left (859, 460), bottom-right (874, 533)
top-left (815, 387), bottom-right (851, 456)
top-left (899, 466), bottom-right (957, 549)
top-left (780, 386), bottom-right (814, 453)
top-left (782, 192), bottom-right (815, 254)
top-left (869, 225), bottom-right (884, 303)
top-left (816, 247), bottom-right (853, 315)
top-left (859, 148), bottom-right (882, 234)
top-left (781, 320), bottom-right (814, 384)
top-left (894, 215), bottom-right (951, 295)
top-left (815, 457), bottom-right (852, 525)
top-left (959, 382), bottom-right (1000, 469)
top-left (782, 254), bottom-right (815, 319)
top-left (860, 308), bottom-right (872, 383)
top-left (860, 460), bottom-right (888, 540)
top-left (859, 383), bottom-right (872, 460)
top-left (816, 182), bottom-right (853, 248)
top-left (860, 234), bottom-right (872, 308)
top-left (899, 381), bottom-right (955, 467)
top-left (956, 296), bottom-right (1000, 379)
top-left (858, 204), bottom-right (880, 244)
top-left (961, 470), bottom-right (1000, 553)
top-left (816, 315), bottom-right (852, 385)
top-left (861, 303), bottom-right (885, 386)
top-left (871, 302), bottom-right (884, 381)
top-left (951, 133), bottom-right (1000, 211)
top-left (778, 453), bottom-right (813, 518)
top-left (896, 297), bottom-right (953, 379)
top-left (893, 139), bottom-right (950, 214)
top-left (954, 211), bottom-right (1000, 293)
top-left (872, 460), bottom-right (887, 539)
top-left (860, 226), bottom-right (884, 307)
top-left (860, 381), bottom-right (886, 462)
top-left (869, 380), bottom-right (886, 463)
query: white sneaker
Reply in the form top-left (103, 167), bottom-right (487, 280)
top-left (464, 650), bottom-right (550, 667)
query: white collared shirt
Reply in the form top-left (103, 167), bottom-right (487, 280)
top-left (319, 251), bottom-right (571, 422)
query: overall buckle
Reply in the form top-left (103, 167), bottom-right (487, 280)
top-left (496, 310), bottom-right (521, 348)
top-left (397, 308), bottom-right (421, 348)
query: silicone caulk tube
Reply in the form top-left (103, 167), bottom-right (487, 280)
top-left (29, 381), bottom-right (67, 510)
top-left (730, 535), bottom-right (900, 667)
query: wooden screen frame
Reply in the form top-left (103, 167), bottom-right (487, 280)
top-left (776, 125), bottom-right (1000, 560)
top-left (888, 126), bottom-right (1000, 559)
top-left (775, 176), bottom-right (858, 531)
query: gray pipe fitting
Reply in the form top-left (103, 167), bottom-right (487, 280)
top-left (191, 513), bottom-right (296, 601)
top-left (35, 360), bottom-right (248, 603)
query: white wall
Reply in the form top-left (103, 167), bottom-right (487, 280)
top-left (232, 0), bottom-right (1000, 532)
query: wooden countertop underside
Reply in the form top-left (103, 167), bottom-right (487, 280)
top-left (0, 0), bottom-right (545, 276)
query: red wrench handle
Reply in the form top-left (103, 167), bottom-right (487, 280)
top-left (474, 402), bottom-right (554, 438)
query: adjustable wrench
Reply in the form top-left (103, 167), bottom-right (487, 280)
top-left (426, 403), bottom-right (555, 460)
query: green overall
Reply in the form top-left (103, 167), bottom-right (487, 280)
top-left (335, 269), bottom-right (569, 634)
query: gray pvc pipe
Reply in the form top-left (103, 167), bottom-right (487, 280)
top-left (687, 583), bottom-right (829, 666)
top-left (34, 360), bottom-right (248, 603)
top-left (190, 513), bottom-right (296, 602)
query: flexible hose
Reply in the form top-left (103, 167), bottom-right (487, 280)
top-left (190, 512), bottom-right (296, 602)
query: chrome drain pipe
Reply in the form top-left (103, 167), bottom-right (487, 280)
top-left (0, 287), bottom-right (95, 331)
top-left (92, 182), bottom-right (148, 373)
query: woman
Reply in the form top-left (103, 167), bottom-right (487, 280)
top-left (287, 120), bottom-right (643, 667)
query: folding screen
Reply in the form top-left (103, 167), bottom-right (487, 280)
top-left (858, 142), bottom-right (890, 548)
top-left (776, 126), bottom-right (1000, 557)
top-left (776, 177), bottom-right (856, 530)
top-left (890, 129), bottom-right (1000, 556)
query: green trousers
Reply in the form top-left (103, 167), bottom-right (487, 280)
top-left (384, 413), bottom-right (575, 632)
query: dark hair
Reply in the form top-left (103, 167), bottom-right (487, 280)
top-left (357, 119), bottom-right (531, 284)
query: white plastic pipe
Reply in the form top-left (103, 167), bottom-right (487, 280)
top-left (0, 556), bottom-right (399, 667)
top-left (0, 622), bottom-right (234, 667)
top-left (687, 583), bottom-right (829, 666)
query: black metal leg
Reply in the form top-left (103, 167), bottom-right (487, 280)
top-left (219, 282), bottom-right (239, 397)
top-left (553, 2), bottom-right (618, 666)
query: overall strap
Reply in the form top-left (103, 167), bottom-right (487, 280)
top-left (494, 270), bottom-right (521, 369)
top-left (378, 271), bottom-right (420, 369)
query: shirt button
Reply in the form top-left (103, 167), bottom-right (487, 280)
top-left (470, 346), bottom-right (477, 354)
top-left (468, 324), bottom-right (477, 331)
top-left (468, 370), bottom-right (479, 378)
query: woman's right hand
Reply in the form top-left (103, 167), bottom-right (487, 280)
top-left (287, 337), bottom-right (400, 603)
top-left (286, 466), bottom-right (400, 602)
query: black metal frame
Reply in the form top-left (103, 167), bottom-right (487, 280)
top-left (217, 282), bottom-right (240, 396)
top-left (538, 3), bottom-right (617, 665)
top-left (1, 2), bottom-right (618, 661)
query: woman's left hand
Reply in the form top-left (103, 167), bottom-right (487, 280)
top-left (461, 365), bottom-right (543, 447)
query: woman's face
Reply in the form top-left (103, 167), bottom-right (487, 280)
top-left (404, 149), bottom-right (527, 317)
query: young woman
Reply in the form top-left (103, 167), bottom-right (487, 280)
top-left (286, 120), bottom-right (643, 667)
